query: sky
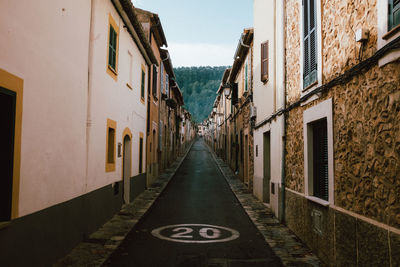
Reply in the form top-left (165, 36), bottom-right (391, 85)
top-left (132, 0), bottom-right (253, 67)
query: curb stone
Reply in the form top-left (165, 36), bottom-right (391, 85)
top-left (53, 141), bottom-right (195, 267)
top-left (207, 143), bottom-right (324, 267)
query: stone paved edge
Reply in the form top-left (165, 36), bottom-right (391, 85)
top-left (207, 144), bottom-right (324, 267)
top-left (53, 141), bottom-right (195, 267)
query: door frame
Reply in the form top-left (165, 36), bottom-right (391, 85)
top-left (122, 128), bottom-right (132, 204)
top-left (0, 68), bottom-right (23, 220)
top-left (263, 131), bottom-right (271, 203)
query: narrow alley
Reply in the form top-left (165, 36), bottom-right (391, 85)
top-left (103, 139), bottom-right (282, 266)
top-left (1, 0), bottom-right (399, 266)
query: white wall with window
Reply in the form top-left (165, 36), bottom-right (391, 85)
top-left (377, 0), bottom-right (400, 66)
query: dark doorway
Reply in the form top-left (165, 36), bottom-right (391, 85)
top-left (263, 131), bottom-right (271, 203)
top-left (0, 87), bottom-right (16, 221)
top-left (123, 135), bottom-right (131, 204)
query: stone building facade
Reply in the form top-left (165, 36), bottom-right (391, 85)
top-left (283, 0), bottom-right (400, 265)
top-left (135, 8), bottom-right (166, 186)
top-left (205, 29), bottom-right (255, 189)
top-left (227, 28), bottom-right (255, 189)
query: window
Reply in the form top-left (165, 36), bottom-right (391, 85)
top-left (141, 66), bottom-right (145, 102)
top-left (261, 41), bottom-right (268, 82)
top-left (106, 119), bottom-right (117, 172)
top-left (303, 0), bottom-right (318, 88)
top-left (310, 118), bottom-right (328, 200)
top-left (303, 98), bottom-right (333, 205)
top-left (108, 26), bottom-right (117, 70)
top-left (127, 51), bottom-right (133, 89)
top-left (389, 0), bottom-right (400, 30)
top-left (107, 14), bottom-right (119, 80)
top-left (165, 74), bottom-right (169, 96)
top-left (245, 60), bottom-right (248, 91)
top-left (377, 0), bottom-right (400, 65)
top-left (139, 133), bottom-right (143, 173)
top-left (152, 65), bottom-right (158, 99)
top-left (160, 62), bottom-right (164, 94)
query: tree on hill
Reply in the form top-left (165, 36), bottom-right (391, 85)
top-left (174, 66), bottom-right (229, 122)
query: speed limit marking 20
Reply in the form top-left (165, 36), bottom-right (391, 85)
top-left (151, 224), bottom-right (240, 243)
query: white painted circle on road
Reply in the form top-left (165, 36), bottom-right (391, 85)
top-left (151, 224), bottom-right (240, 243)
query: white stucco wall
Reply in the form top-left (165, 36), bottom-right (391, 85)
top-left (253, 0), bottom-right (276, 121)
top-left (253, 118), bottom-right (283, 217)
top-left (0, 0), bottom-right (91, 216)
top-left (87, 0), bottom-right (148, 192)
top-left (253, 0), bottom-right (285, 218)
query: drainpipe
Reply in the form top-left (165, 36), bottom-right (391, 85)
top-left (279, 0), bottom-right (287, 223)
top-left (86, 0), bottom-right (96, 192)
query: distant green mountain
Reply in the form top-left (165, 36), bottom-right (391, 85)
top-left (174, 66), bottom-right (228, 122)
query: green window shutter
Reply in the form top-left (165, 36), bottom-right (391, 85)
top-left (303, 0), bottom-right (317, 88)
top-left (166, 74), bottom-right (169, 96)
top-left (160, 63), bottom-right (164, 94)
top-left (141, 70), bottom-right (145, 99)
top-left (152, 65), bottom-right (158, 97)
top-left (312, 118), bottom-right (328, 201)
top-left (245, 62), bottom-right (248, 92)
top-left (389, 0), bottom-right (400, 30)
top-left (108, 26), bottom-right (117, 70)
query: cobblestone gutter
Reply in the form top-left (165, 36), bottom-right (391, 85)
top-left (208, 145), bottom-right (325, 267)
top-left (54, 141), bottom-right (195, 267)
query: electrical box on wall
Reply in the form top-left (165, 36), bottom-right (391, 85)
top-left (355, 28), bottom-right (369, 42)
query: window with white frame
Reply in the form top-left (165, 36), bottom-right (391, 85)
top-left (303, 98), bottom-right (334, 205)
top-left (160, 62), bottom-right (164, 94)
top-left (303, 0), bottom-right (318, 88)
top-left (389, 0), bottom-right (400, 30)
top-left (245, 59), bottom-right (248, 92)
top-left (165, 74), bottom-right (169, 96)
top-left (127, 50), bottom-right (133, 89)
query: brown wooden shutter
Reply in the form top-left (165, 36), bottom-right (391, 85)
top-left (261, 41), bottom-right (268, 82)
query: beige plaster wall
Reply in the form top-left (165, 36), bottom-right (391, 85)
top-left (253, 0), bottom-right (285, 218)
top-left (87, 0), bottom-right (148, 192)
top-left (0, 0), bottom-right (91, 217)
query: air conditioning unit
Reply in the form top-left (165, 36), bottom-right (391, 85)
top-left (250, 103), bottom-right (257, 119)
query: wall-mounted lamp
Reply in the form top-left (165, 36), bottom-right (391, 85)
top-left (224, 87), bottom-right (231, 97)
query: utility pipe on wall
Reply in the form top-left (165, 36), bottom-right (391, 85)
top-left (85, 0), bottom-right (96, 192)
top-left (279, 0), bottom-right (287, 223)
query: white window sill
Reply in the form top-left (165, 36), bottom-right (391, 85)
top-left (305, 195), bottom-right (330, 207)
top-left (301, 81), bottom-right (321, 98)
top-left (378, 48), bottom-right (400, 67)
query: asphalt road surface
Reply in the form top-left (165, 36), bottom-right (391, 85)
top-left (103, 139), bottom-right (283, 267)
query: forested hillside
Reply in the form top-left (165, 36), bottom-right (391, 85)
top-left (174, 66), bottom-right (228, 122)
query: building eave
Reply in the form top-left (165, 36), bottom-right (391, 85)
top-left (228, 28), bottom-right (253, 83)
top-left (114, 0), bottom-right (158, 66)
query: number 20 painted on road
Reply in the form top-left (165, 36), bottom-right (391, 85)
top-left (171, 227), bottom-right (221, 239)
top-left (151, 224), bottom-right (240, 243)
